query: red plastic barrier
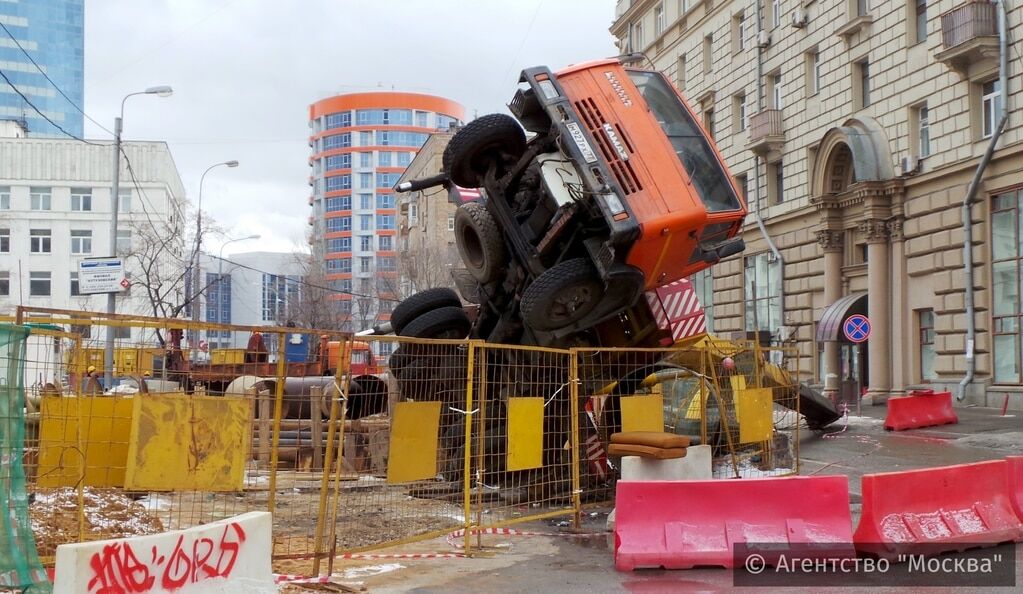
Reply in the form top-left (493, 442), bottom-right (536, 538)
top-left (884, 389), bottom-right (958, 431)
top-left (1006, 456), bottom-right (1023, 521)
top-left (854, 460), bottom-right (1023, 559)
top-left (614, 476), bottom-right (854, 571)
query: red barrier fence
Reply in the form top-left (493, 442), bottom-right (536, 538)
top-left (854, 460), bottom-right (1023, 559)
top-left (614, 476), bottom-right (854, 570)
top-left (884, 389), bottom-right (958, 431)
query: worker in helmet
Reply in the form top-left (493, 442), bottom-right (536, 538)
top-left (83, 365), bottom-right (103, 395)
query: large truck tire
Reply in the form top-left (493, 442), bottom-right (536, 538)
top-left (399, 306), bottom-right (471, 339)
top-left (520, 258), bottom-right (603, 331)
top-left (443, 114), bottom-right (526, 188)
top-left (455, 202), bottom-right (506, 284)
top-left (391, 288), bottom-right (461, 335)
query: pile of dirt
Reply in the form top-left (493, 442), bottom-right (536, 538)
top-left (29, 487), bottom-right (164, 556)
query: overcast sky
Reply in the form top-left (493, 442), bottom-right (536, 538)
top-left (82, 0), bottom-right (619, 256)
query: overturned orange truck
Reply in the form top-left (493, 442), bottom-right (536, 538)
top-left (392, 55), bottom-right (839, 435)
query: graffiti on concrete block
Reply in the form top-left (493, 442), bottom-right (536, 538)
top-left (86, 522), bottom-right (246, 594)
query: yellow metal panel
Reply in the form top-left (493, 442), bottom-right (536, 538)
top-left (620, 394), bottom-right (664, 433)
top-left (387, 401), bottom-right (441, 484)
top-left (736, 387), bottom-right (774, 444)
top-left (37, 396), bottom-right (134, 488)
top-left (211, 349), bottom-right (246, 365)
top-left (124, 394), bottom-right (251, 492)
top-left (506, 397), bottom-right (544, 471)
top-left (729, 375), bottom-right (748, 392)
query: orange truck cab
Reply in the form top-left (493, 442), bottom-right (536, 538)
top-left (324, 340), bottom-right (378, 376)
top-left (397, 56), bottom-right (746, 349)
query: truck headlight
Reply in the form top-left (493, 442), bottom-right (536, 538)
top-left (603, 192), bottom-right (626, 216)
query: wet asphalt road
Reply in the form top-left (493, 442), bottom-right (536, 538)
top-left (334, 404), bottom-right (1023, 593)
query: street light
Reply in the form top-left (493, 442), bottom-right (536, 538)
top-left (212, 234), bottom-right (260, 348)
top-left (190, 160), bottom-right (240, 328)
top-left (104, 85), bottom-right (173, 388)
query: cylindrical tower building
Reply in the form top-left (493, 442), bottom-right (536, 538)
top-left (307, 92), bottom-right (465, 339)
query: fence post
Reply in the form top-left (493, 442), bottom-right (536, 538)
top-left (321, 334), bottom-right (354, 576)
top-left (463, 340), bottom-right (477, 555)
top-left (256, 389), bottom-right (271, 467)
top-left (569, 349), bottom-right (582, 529)
top-left (310, 385), bottom-right (323, 470)
top-left (267, 332), bottom-right (287, 514)
top-left (474, 343), bottom-right (487, 549)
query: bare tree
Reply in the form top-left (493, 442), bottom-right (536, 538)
top-left (281, 250), bottom-right (354, 331)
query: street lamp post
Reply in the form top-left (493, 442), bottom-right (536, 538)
top-left (104, 85), bottom-right (173, 389)
top-left (189, 160), bottom-right (239, 327)
top-left (214, 234), bottom-right (260, 348)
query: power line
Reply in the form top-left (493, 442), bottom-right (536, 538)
top-left (0, 21), bottom-right (114, 135)
top-left (0, 65), bottom-right (108, 146)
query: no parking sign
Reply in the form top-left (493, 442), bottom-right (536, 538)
top-left (843, 314), bottom-right (871, 343)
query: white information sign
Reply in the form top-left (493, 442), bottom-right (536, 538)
top-left (78, 258), bottom-right (127, 294)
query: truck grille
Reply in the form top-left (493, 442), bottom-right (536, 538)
top-left (573, 98), bottom-right (643, 195)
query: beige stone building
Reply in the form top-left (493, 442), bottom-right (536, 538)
top-left (396, 131), bottom-right (465, 297)
top-left (611, 0), bottom-right (1021, 405)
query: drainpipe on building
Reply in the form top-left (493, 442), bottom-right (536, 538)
top-left (958, 0), bottom-right (1009, 401)
top-left (753, 0), bottom-right (783, 265)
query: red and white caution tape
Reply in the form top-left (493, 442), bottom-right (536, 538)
top-left (445, 526), bottom-right (605, 548)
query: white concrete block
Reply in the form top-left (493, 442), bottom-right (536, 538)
top-left (619, 445), bottom-right (712, 481)
top-left (54, 511), bottom-right (275, 594)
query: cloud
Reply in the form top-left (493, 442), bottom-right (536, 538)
top-left (84, 0), bottom-right (618, 252)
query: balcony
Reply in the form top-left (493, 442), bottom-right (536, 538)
top-left (747, 110), bottom-right (785, 156)
top-left (935, 1), bottom-right (999, 80)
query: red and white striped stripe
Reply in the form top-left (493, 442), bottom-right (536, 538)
top-left (644, 279), bottom-right (707, 342)
top-left (445, 527), bottom-right (605, 549)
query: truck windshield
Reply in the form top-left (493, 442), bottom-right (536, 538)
top-left (626, 70), bottom-right (742, 213)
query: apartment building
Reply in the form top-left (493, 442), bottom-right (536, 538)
top-left (0, 132), bottom-right (186, 343)
top-left (611, 0), bottom-right (1021, 405)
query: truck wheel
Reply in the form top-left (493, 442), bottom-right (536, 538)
top-left (455, 202), bottom-right (506, 283)
top-left (443, 114), bottom-right (526, 188)
top-left (391, 288), bottom-right (461, 335)
top-left (399, 306), bottom-right (471, 339)
top-left (520, 259), bottom-right (603, 331)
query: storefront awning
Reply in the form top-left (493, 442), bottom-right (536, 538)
top-left (816, 292), bottom-right (868, 342)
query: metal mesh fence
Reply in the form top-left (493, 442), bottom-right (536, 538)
top-left (6, 308), bottom-right (803, 577)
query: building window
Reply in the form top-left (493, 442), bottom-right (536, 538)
top-left (70, 272), bottom-right (80, 296)
top-left (379, 256), bottom-right (397, 272)
top-left (325, 154), bottom-right (352, 171)
top-left (992, 190), bottom-right (1023, 382)
top-left (982, 79), bottom-right (1003, 139)
top-left (676, 54), bottom-right (686, 90)
top-left (359, 235), bottom-right (373, 251)
top-left (377, 194), bottom-right (395, 209)
top-left (913, 0), bottom-right (927, 43)
top-left (379, 235), bottom-right (393, 251)
top-left (857, 0), bottom-right (870, 16)
top-left (703, 107), bottom-right (715, 139)
top-left (359, 256), bottom-right (372, 273)
top-left (0, 186), bottom-right (9, 209)
top-left (325, 175), bottom-right (352, 191)
top-left (771, 0), bottom-right (781, 28)
top-left (30, 229), bottom-right (51, 253)
top-left (744, 253), bottom-right (782, 332)
top-left (397, 152), bottom-right (412, 166)
top-left (325, 112), bottom-right (351, 129)
top-left (359, 214), bottom-right (373, 230)
top-left (376, 172), bottom-right (401, 188)
top-left (768, 160), bottom-right (784, 204)
top-left (116, 230), bottom-right (131, 254)
top-left (119, 189), bottom-right (131, 213)
top-left (326, 196), bottom-right (351, 212)
top-left (0, 228), bottom-right (9, 253)
top-left (912, 103), bottom-right (931, 158)
top-left (806, 50), bottom-right (821, 95)
top-left (447, 215), bottom-right (455, 232)
top-left (416, 111), bottom-right (428, 127)
top-left (360, 152), bottom-right (372, 168)
top-left (919, 309), bottom-right (936, 381)
top-left (71, 188), bottom-right (92, 211)
top-left (323, 133), bottom-right (351, 149)
top-left (629, 21), bottom-right (644, 51)
top-left (854, 59), bottom-right (871, 109)
top-left (0, 271), bottom-right (8, 296)
top-left (732, 12), bottom-right (746, 53)
top-left (691, 269), bottom-right (714, 329)
top-left (377, 214), bottom-right (396, 230)
top-left (29, 271), bottom-right (51, 296)
top-left (409, 203), bottom-right (419, 224)
top-left (734, 174), bottom-right (748, 206)
top-left (655, 3), bottom-right (666, 35)
top-left (70, 230), bottom-right (92, 255)
top-left (733, 93), bottom-right (748, 131)
top-left (769, 73), bottom-right (783, 109)
top-left (378, 151), bottom-right (392, 167)
top-left (30, 187), bottom-right (51, 211)
top-left (703, 34), bottom-right (713, 75)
